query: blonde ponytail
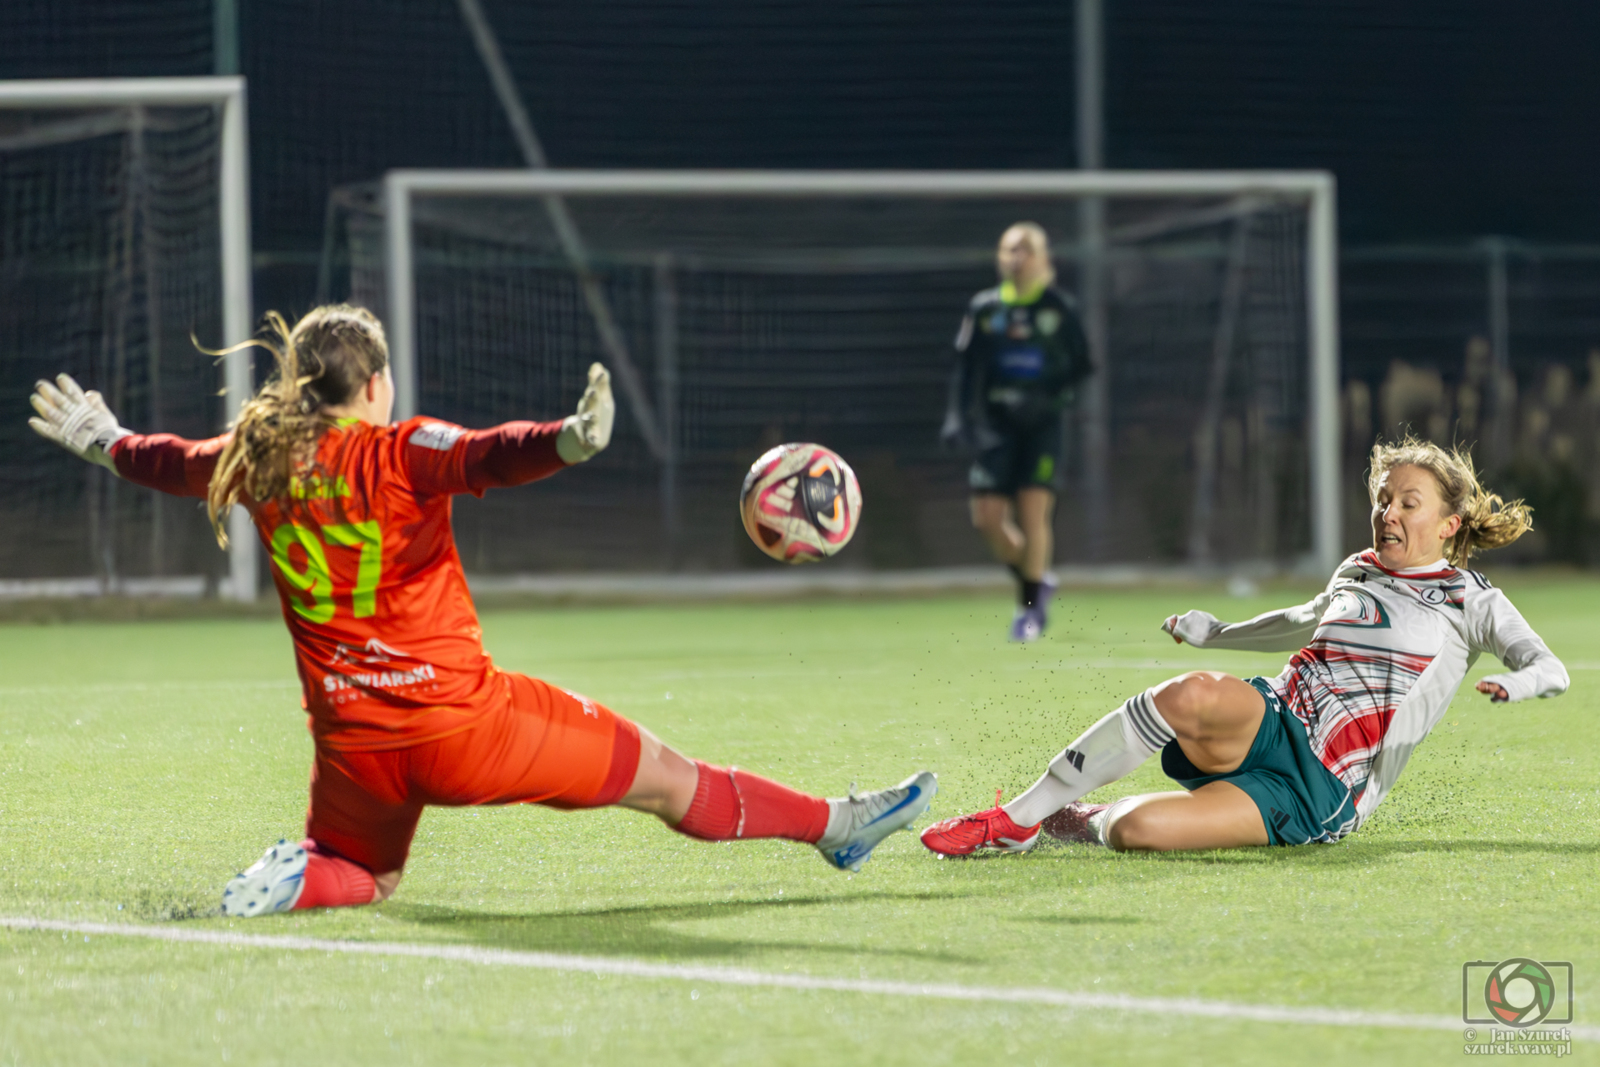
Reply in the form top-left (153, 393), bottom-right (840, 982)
top-left (1454, 482), bottom-right (1535, 561)
top-left (1367, 436), bottom-right (1534, 566)
top-left (204, 305), bottom-right (388, 546)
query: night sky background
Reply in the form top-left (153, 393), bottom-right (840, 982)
top-left (7, 0), bottom-right (1600, 265)
top-left (6, 1), bottom-right (1600, 569)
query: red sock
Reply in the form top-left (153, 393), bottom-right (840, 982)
top-left (293, 839), bottom-right (377, 910)
top-left (673, 762), bottom-right (830, 844)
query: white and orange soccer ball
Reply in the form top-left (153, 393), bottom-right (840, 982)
top-left (739, 442), bottom-right (863, 564)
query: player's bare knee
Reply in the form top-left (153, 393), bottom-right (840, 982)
top-left (1105, 806), bottom-right (1161, 851)
top-left (969, 500), bottom-right (1002, 534)
top-left (1151, 673), bottom-right (1208, 733)
top-left (1153, 672), bottom-right (1232, 735)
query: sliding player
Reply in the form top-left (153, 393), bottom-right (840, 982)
top-left (29, 305), bottom-right (935, 916)
top-left (941, 223), bottom-right (1094, 642)
top-left (921, 438), bottom-right (1567, 854)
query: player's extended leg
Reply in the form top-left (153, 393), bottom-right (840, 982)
top-left (620, 724), bottom-right (937, 872)
top-left (1014, 487), bottom-right (1054, 583)
top-left (1013, 486), bottom-right (1058, 639)
top-left (972, 492), bottom-right (1050, 642)
top-left (970, 492), bottom-right (1024, 568)
top-left (921, 671), bottom-right (1266, 856)
top-left (1096, 782), bottom-right (1267, 850)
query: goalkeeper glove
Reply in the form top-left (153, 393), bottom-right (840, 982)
top-left (556, 362), bottom-right (615, 464)
top-left (28, 374), bottom-right (131, 473)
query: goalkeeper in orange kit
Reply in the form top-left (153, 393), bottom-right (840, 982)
top-left (29, 304), bottom-right (935, 915)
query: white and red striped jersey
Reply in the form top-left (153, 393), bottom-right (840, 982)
top-left (1166, 551), bottom-right (1569, 834)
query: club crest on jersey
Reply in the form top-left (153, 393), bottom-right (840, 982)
top-left (1320, 588), bottom-right (1391, 629)
top-left (330, 637), bottom-right (412, 668)
top-left (1036, 308), bottom-right (1061, 336)
top-left (409, 422), bottom-right (465, 451)
top-left (1414, 580), bottom-right (1466, 609)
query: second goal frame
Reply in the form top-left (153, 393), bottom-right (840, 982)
top-left (381, 168), bottom-right (1341, 575)
top-left (0, 76), bottom-right (257, 600)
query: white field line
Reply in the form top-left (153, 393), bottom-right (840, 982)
top-left (5, 916), bottom-right (1591, 1039)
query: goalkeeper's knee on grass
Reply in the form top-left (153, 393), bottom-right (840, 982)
top-left (222, 839), bottom-right (385, 916)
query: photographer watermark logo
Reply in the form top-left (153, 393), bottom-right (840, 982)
top-left (1464, 959), bottom-right (1572, 1027)
top-left (1462, 959), bottom-right (1574, 1057)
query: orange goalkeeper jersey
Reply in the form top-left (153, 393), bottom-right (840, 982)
top-left (112, 415), bottom-right (569, 751)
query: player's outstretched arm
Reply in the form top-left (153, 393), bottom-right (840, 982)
top-left (30, 373), bottom-right (227, 498)
top-left (28, 374), bottom-right (130, 472)
top-left (409, 363), bottom-right (617, 496)
top-left (1470, 588), bottom-right (1569, 704)
top-left (1162, 590), bottom-right (1333, 651)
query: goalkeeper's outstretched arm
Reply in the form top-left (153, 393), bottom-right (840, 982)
top-left (30, 373), bottom-right (223, 497)
top-left (404, 362), bottom-right (615, 495)
top-left (31, 360), bottom-right (615, 501)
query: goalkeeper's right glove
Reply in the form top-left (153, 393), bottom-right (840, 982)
top-left (556, 362), bottom-right (615, 464)
top-left (28, 373), bottom-right (130, 473)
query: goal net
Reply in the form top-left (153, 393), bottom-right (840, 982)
top-left (339, 171), bottom-right (1337, 577)
top-left (0, 80), bottom-right (253, 596)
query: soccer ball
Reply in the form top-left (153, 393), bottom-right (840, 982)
top-left (739, 442), bottom-right (863, 564)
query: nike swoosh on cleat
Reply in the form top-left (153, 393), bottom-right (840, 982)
top-left (832, 843), bottom-right (871, 868)
top-left (861, 786), bottom-right (924, 829)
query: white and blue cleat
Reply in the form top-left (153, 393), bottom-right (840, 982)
top-left (221, 839), bottom-right (307, 917)
top-left (816, 771), bottom-right (938, 872)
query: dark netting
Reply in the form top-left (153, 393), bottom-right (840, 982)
top-left (340, 189), bottom-right (1310, 573)
top-left (0, 104), bottom-right (227, 585)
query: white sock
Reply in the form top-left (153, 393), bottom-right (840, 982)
top-left (817, 799), bottom-right (850, 850)
top-left (1087, 796), bottom-right (1140, 848)
top-left (1001, 690), bottom-right (1177, 827)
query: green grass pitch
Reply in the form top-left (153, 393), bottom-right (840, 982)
top-left (0, 575), bottom-right (1595, 1065)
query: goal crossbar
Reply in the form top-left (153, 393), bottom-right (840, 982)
top-left (381, 168), bottom-right (1341, 575)
top-left (0, 77), bottom-right (256, 600)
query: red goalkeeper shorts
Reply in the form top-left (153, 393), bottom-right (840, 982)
top-left (304, 673), bottom-right (641, 874)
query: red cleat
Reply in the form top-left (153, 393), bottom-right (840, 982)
top-left (920, 789), bottom-right (1041, 857)
top-left (1039, 802), bottom-right (1110, 845)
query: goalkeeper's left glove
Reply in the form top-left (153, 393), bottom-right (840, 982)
top-left (28, 373), bottom-right (131, 473)
top-left (556, 362), bottom-right (615, 464)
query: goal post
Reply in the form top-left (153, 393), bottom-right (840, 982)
top-left (0, 77), bottom-right (256, 600)
top-left (373, 168), bottom-right (1341, 576)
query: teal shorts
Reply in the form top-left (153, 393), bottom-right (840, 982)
top-left (1159, 677), bottom-right (1357, 845)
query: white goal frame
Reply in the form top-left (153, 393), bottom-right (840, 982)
top-left (381, 169), bottom-right (1341, 575)
top-left (0, 78), bottom-right (256, 601)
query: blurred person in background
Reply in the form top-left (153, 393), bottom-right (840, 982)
top-left (942, 223), bottom-right (1094, 642)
